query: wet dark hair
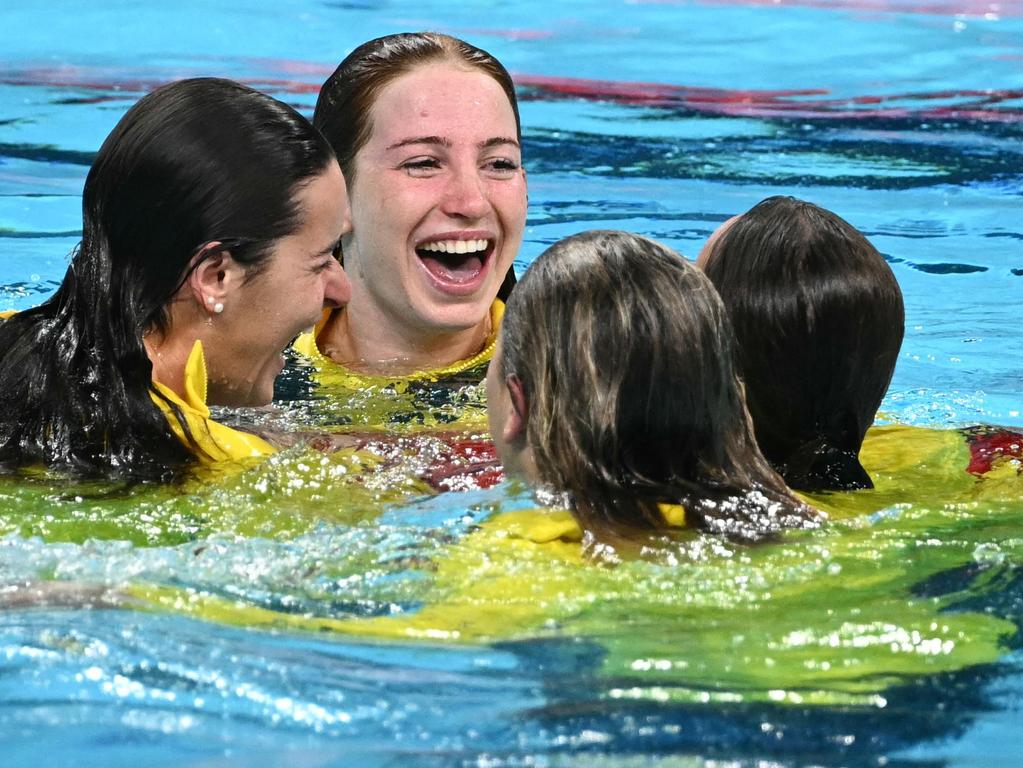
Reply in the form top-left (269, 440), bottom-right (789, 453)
top-left (700, 196), bottom-right (905, 492)
top-left (499, 230), bottom-right (817, 542)
top-left (0, 77), bottom-right (336, 478)
top-left (315, 31), bottom-right (520, 300)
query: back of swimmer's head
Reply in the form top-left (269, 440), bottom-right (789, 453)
top-left (498, 230), bottom-right (743, 475)
top-left (698, 196), bottom-right (905, 492)
top-left (86, 76), bottom-right (337, 336)
top-left (492, 229), bottom-right (815, 540)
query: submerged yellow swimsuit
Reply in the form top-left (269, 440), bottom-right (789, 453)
top-left (134, 424), bottom-right (1018, 708)
top-left (149, 341), bottom-right (274, 464)
top-left (291, 302), bottom-right (503, 430)
top-left (141, 502), bottom-right (688, 640)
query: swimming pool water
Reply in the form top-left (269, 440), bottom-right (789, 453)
top-left (1, 1), bottom-right (1021, 766)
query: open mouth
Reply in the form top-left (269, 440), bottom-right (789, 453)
top-left (415, 237), bottom-right (493, 287)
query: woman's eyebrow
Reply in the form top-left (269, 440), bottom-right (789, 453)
top-left (384, 136), bottom-right (520, 151)
top-left (385, 136), bottom-right (451, 151)
top-left (479, 137), bottom-right (520, 150)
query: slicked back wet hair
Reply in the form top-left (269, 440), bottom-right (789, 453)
top-left (0, 77), bottom-right (335, 478)
top-left (314, 31), bottom-right (521, 299)
top-left (499, 230), bottom-right (817, 542)
top-left (700, 196), bottom-right (905, 492)
top-left (315, 31), bottom-right (520, 183)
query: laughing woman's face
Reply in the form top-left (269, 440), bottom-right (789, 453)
top-left (340, 62), bottom-right (527, 350)
top-left (204, 162), bottom-right (351, 406)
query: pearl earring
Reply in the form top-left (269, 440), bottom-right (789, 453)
top-left (213, 302), bottom-right (224, 314)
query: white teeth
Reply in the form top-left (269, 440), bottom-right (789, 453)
top-left (419, 238), bottom-right (489, 255)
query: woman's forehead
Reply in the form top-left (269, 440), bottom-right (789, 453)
top-left (365, 64), bottom-right (516, 143)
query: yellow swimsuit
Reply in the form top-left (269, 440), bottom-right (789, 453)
top-left (294, 300), bottom-right (504, 390)
top-left (149, 341), bottom-right (274, 464)
top-left (291, 301), bottom-right (504, 429)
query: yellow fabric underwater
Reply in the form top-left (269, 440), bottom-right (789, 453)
top-left (0, 434), bottom-right (432, 546)
top-left (135, 423), bottom-right (1021, 706)
top-left (291, 301), bottom-right (504, 429)
top-left (808, 423), bottom-right (1008, 519)
top-left (149, 340), bottom-right (275, 464)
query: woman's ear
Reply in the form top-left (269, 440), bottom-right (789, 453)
top-left (502, 372), bottom-right (539, 482)
top-left (503, 373), bottom-right (529, 443)
top-left (186, 242), bottom-right (245, 315)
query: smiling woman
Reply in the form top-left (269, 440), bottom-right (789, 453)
top-left (296, 32), bottom-right (526, 389)
top-left (148, 164), bottom-right (351, 409)
top-left (0, 77), bottom-right (351, 477)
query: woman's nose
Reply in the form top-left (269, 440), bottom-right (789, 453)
top-left (323, 258), bottom-right (351, 308)
top-left (441, 165), bottom-right (490, 221)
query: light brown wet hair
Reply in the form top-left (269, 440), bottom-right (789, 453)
top-left (314, 31), bottom-right (521, 184)
top-left (700, 196), bottom-right (905, 492)
top-left (498, 230), bottom-right (818, 542)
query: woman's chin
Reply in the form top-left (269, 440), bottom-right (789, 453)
top-left (411, 279), bottom-right (500, 334)
top-left (418, 303), bottom-right (493, 336)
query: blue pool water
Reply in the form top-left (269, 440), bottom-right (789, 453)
top-left (1, 1), bottom-right (1022, 766)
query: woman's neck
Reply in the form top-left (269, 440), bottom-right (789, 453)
top-left (144, 301), bottom-right (211, 401)
top-left (318, 307), bottom-right (492, 376)
top-left (144, 329), bottom-right (193, 401)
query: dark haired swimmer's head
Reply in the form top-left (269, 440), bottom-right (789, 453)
top-left (0, 77), bottom-right (350, 476)
top-left (699, 196), bottom-right (905, 492)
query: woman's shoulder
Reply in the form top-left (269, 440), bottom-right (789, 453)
top-left (484, 507), bottom-right (584, 544)
top-left (861, 422), bottom-right (1022, 478)
top-left (859, 423), bottom-right (967, 472)
top-left (810, 422), bottom-right (1020, 520)
top-left (480, 501), bottom-right (687, 546)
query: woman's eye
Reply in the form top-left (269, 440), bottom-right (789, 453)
top-left (484, 157), bottom-right (521, 177)
top-left (400, 157), bottom-right (441, 175)
top-left (331, 241), bottom-right (344, 260)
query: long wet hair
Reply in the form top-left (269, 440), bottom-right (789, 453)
top-left (499, 230), bottom-right (816, 541)
top-left (0, 77), bottom-right (335, 478)
top-left (314, 31), bottom-right (520, 299)
top-left (700, 196), bottom-right (905, 492)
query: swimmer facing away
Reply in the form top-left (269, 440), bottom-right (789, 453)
top-left (297, 31), bottom-right (526, 382)
top-left (0, 77), bottom-right (351, 477)
top-left (698, 196), bottom-right (905, 492)
top-left (486, 230), bottom-right (819, 542)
